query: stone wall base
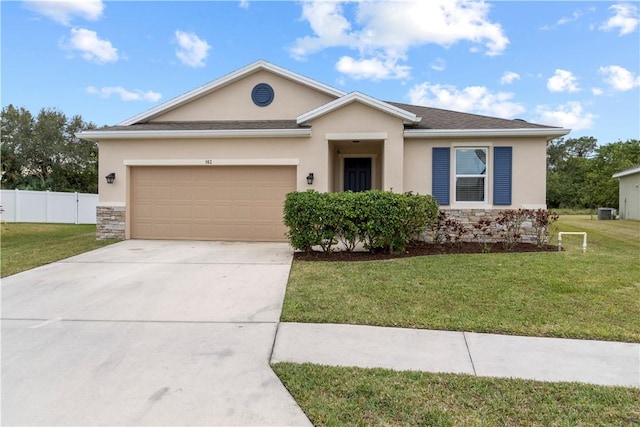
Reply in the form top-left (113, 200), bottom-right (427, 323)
top-left (96, 206), bottom-right (125, 240)
top-left (422, 208), bottom-right (544, 245)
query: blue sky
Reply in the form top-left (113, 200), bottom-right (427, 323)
top-left (2, 0), bottom-right (639, 145)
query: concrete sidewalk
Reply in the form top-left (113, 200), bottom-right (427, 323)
top-left (272, 323), bottom-right (640, 388)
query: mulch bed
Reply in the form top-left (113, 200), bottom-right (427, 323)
top-left (293, 242), bottom-right (559, 262)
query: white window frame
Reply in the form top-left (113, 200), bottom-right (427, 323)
top-left (454, 147), bottom-right (489, 204)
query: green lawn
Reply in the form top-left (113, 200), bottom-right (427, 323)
top-left (273, 363), bottom-right (640, 426)
top-left (1, 223), bottom-right (118, 277)
top-left (281, 216), bottom-right (640, 342)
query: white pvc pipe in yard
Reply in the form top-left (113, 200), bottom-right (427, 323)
top-left (557, 232), bottom-right (587, 253)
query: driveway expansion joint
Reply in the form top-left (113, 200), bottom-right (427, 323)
top-left (463, 332), bottom-right (478, 376)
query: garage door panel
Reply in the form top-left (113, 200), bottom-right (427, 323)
top-left (131, 166), bottom-right (295, 241)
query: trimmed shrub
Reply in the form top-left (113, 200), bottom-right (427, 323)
top-left (282, 190), bottom-right (337, 253)
top-left (283, 190), bottom-right (439, 253)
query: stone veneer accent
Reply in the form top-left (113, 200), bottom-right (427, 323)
top-left (96, 206), bottom-right (125, 240)
top-left (423, 208), bottom-right (542, 245)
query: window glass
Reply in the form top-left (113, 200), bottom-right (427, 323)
top-left (456, 149), bottom-right (486, 174)
top-left (456, 148), bottom-right (487, 202)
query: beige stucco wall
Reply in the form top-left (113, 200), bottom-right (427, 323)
top-left (403, 136), bottom-right (548, 209)
top-left (151, 70), bottom-right (337, 121)
top-left (309, 102), bottom-right (406, 192)
top-left (618, 173), bottom-right (640, 220)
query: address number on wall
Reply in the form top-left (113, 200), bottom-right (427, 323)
top-left (204, 160), bottom-right (213, 165)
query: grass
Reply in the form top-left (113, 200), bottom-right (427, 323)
top-left (281, 216), bottom-right (640, 342)
top-left (551, 208), bottom-right (599, 216)
top-left (273, 363), bottom-right (640, 426)
top-left (1, 223), bottom-right (119, 277)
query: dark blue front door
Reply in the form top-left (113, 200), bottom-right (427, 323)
top-left (344, 157), bottom-right (372, 192)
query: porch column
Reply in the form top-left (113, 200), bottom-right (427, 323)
top-left (383, 135), bottom-right (404, 192)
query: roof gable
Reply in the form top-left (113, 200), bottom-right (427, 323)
top-left (119, 60), bottom-right (346, 126)
top-left (297, 92), bottom-right (421, 125)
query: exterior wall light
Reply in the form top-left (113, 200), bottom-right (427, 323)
top-left (306, 173), bottom-right (314, 185)
top-left (105, 172), bottom-right (116, 184)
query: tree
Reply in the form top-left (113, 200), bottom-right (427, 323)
top-left (584, 140), bottom-right (640, 208)
top-left (1, 105), bottom-right (33, 189)
top-left (546, 137), bottom-right (597, 208)
top-left (1, 105), bottom-right (98, 193)
top-left (546, 137), bottom-right (640, 209)
top-left (547, 136), bottom-right (596, 171)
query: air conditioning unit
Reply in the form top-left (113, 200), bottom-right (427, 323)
top-left (597, 207), bottom-right (616, 220)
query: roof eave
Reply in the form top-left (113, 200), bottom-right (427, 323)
top-left (117, 60), bottom-right (346, 126)
top-left (403, 128), bottom-right (571, 139)
top-left (612, 165), bottom-right (640, 178)
top-left (76, 128), bottom-right (312, 141)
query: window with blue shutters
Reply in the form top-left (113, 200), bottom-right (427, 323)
top-left (432, 145), bottom-right (512, 207)
top-left (493, 146), bottom-right (512, 205)
top-left (432, 147), bottom-right (450, 205)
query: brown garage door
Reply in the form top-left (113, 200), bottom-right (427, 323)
top-left (130, 166), bottom-right (296, 241)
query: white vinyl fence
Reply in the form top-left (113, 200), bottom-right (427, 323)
top-left (0, 189), bottom-right (98, 224)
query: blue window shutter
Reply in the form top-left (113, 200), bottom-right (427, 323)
top-left (432, 147), bottom-right (450, 205)
top-left (493, 146), bottom-right (512, 205)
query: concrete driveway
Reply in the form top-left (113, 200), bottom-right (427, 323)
top-left (1, 240), bottom-right (311, 426)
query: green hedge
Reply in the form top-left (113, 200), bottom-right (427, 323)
top-left (283, 190), bottom-right (439, 253)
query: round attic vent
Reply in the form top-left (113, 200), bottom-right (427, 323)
top-left (251, 83), bottom-right (274, 107)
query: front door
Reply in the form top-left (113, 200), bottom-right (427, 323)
top-left (344, 157), bottom-right (372, 192)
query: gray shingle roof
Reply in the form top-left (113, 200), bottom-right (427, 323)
top-left (100, 120), bottom-right (307, 131)
top-left (387, 102), bottom-right (558, 130)
top-left (96, 103), bottom-right (559, 132)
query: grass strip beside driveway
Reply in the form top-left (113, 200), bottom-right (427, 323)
top-left (273, 363), bottom-right (640, 426)
top-left (1, 223), bottom-right (118, 277)
top-left (281, 216), bottom-right (640, 342)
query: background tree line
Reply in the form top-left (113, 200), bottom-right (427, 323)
top-left (547, 136), bottom-right (640, 209)
top-left (1, 105), bottom-right (98, 193)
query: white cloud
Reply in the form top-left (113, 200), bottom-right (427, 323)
top-left (174, 30), bottom-right (211, 68)
top-left (407, 82), bottom-right (525, 119)
top-left (62, 28), bottom-right (118, 63)
top-left (290, 2), bottom-right (355, 60)
top-left (540, 8), bottom-right (586, 30)
top-left (291, 0), bottom-right (509, 80)
top-left (354, 0), bottom-right (509, 55)
top-left (500, 71), bottom-right (520, 85)
top-left (239, 0), bottom-right (249, 9)
top-left (336, 55), bottom-right (411, 80)
top-left (547, 69), bottom-right (580, 93)
top-left (557, 9), bottom-right (583, 25)
top-left (598, 65), bottom-right (640, 91)
top-left (600, 3), bottom-right (639, 36)
top-left (430, 58), bottom-right (447, 72)
top-left (535, 102), bottom-right (596, 130)
top-left (23, 0), bottom-right (104, 25)
top-left (591, 87), bottom-right (604, 96)
top-left (87, 86), bottom-right (162, 102)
